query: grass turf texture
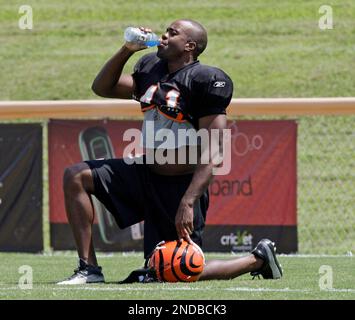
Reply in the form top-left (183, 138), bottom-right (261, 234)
top-left (0, 252), bottom-right (354, 300)
top-left (0, 0), bottom-right (354, 100)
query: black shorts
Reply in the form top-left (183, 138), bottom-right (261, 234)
top-left (86, 156), bottom-right (209, 258)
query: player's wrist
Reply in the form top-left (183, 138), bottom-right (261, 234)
top-left (123, 42), bottom-right (147, 53)
top-left (180, 196), bottom-right (195, 208)
top-left (120, 44), bottom-right (136, 55)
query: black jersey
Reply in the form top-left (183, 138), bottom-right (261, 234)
top-left (132, 52), bottom-right (233, 130)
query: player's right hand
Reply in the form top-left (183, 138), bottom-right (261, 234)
top-left (124, 27), bottom-right (151, 52)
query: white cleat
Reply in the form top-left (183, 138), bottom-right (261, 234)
top-left (57, 272), bottom-right (105, 285)
top-left (57, 259), bottom-right (105, 285)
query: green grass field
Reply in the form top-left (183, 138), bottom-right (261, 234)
top-left (0, 0), bottom-right (354, 99)
top-left (0, 252), bottom-right (354, 300)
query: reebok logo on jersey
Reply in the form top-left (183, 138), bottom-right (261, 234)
top-left (213, 81), bottom-right (226, 88)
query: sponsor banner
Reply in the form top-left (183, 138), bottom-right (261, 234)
top-left (48, 119), bottom-right (297, 253)
top-left (48, 119), bottom-right (144, 251)
top-left (207, 120), bottom-right (297, 227)
top-left (203, 225), bottom-right (297, 253)
top-left (0, 124), bottom-right (43, 252)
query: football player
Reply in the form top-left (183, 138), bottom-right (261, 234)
top-left (57, 19), bottom-right (282, 284)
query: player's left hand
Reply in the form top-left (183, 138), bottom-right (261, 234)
top-left (175, 200), bottom-right (194, 243)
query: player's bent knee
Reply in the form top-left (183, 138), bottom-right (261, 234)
top-left (63, 163), bottom-right (93, 194)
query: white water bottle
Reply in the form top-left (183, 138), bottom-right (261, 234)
top-left (124, 27), bottom-right (160, 47)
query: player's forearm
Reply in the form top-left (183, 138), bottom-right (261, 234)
top-left (91, 45), bottom-right (134, 97)
top-left (181, 162), bottom-right (214, 207)
top-left (182, 125), bottom-right (225, 206)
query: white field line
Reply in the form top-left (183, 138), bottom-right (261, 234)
top-left (0, 286), bottom-right (355, 294)
top-left (37, 252), bottom-right (354, 258)
top-left (53, 287), bottom-right (310, 293)
top-left (278, 254), bottom-right (353, 258)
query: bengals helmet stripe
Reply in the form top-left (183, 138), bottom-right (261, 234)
top-left (171, 240), bottom-right (184, 282)
top-left (158, 249), bottom-right (166, 282)
top-left (180, 244), bottom-right (202, 276)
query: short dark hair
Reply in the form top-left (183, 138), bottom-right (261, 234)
top-left (180, 19), bottom-right (208, 59)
